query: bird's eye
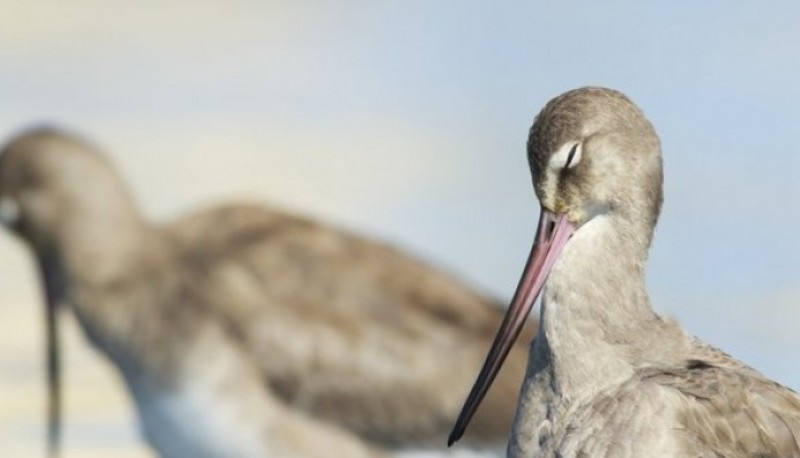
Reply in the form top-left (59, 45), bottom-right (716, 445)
top-left (547, 141), bottom-right (583, 171)
top-left (547, 141), bottom-right (583, 172)
top-left (0, 196), bottom-right (19, 226)
top-left (566, 144), bottom-right (579, 168)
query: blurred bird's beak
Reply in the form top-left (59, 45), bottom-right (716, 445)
top-left (448, 207), bottom-right (575, 446)
top-left (37, 254), bottom-right (64, 458)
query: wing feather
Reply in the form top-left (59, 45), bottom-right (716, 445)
top-left (645, 362), bottom-right (800, 457)
top-left (164, 202), bottom-right (534, 447)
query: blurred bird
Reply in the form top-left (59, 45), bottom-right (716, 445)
top-left (448, 87), bottom-right (800, 457)
top-left (0, 128), bottom-right (534, 458)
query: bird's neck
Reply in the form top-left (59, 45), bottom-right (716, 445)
top-left (51, 203), bottom-right (155, 287)
top-left (531, 213), bottom-right (672, 403)
top-left (43, 206), bottom-right (168, 363)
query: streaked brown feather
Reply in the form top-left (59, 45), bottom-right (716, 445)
top-left (166, 202), bottom-right (534, 447)
top-left (0, 127), bottom-right (534, 455)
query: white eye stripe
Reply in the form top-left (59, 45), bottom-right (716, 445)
top-left (0, 196), bottom-right (19, 226)
top-left (548, 141), bottom-right (583, 170)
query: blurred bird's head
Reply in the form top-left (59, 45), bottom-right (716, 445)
top-left (0, 127), bottom-right (140, 251)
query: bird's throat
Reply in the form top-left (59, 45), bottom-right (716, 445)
top-left (533, 214), bottom-right (657, 401)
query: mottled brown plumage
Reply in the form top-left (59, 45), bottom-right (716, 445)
top-left (451, 87), bottom-right (800, 457)
top-left (0, 128), bottom-right (533, 457)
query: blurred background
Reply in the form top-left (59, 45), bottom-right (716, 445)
top-left (1, 1), bottom-right (799, 456)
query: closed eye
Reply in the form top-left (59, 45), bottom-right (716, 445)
top-left (566, 144), bottom-right (579, 168)
top-left (548, 141), bottom-right (583, 171)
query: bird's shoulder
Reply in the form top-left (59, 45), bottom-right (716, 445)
top-left (637, 354), bottom-right (800, 457)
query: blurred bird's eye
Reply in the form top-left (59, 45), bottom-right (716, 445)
top-left (0, 196), bottom-right (19, 226)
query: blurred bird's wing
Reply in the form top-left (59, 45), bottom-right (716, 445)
top-left (165, 202), bottom-right (534, 448)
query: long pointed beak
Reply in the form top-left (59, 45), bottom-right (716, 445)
top-left (448, 207), bottom-right (576, 446)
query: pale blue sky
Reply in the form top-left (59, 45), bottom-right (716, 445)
top-left (1, 0), bottom-right (799, 400)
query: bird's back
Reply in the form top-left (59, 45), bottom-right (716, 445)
top-left (163, 202), bottom-right (534, 448)
top-left (521, 346), bottom-right (800, 458)
top-left (652, 355), bottom-right (800, 457)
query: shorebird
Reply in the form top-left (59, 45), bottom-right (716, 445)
top-left (448, 87), bottom-right (800, 457)
top-left (0, 128), bottom-right (534, 457)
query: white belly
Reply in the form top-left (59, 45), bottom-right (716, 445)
top-left (134, 378), bottom-right (272, 458)
top-left (123, 334), bottom-right (282, 458)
